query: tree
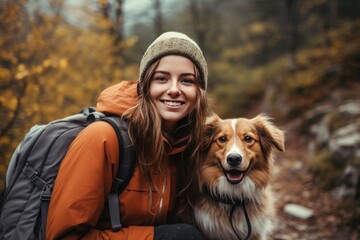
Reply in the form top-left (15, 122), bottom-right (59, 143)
top-left (152, 0), bottom-right (163, 36)
top-left (99, 0), bottom-right (125, 58)
top-left (0, 0), bottom-right (127, 185)
top-left (284, 0), bottom-right (298, 72)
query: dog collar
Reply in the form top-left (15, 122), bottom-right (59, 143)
top-left (218, 196), bottom-right (243, 206)
top-left (202, 187), bottom-right (245, 206)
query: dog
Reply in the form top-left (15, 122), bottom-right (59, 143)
top-left (193, 114), bottom-right (285, 240)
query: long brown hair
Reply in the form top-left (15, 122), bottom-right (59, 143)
top-left (124, 58), bottom-right (208, 214)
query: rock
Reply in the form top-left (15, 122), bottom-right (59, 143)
top-left (284, 203), bottom-right (314, 219)
top-left (338, 102), bottom-right (360, 115)
top-left (310, 114), bottom-right (331, 147)
top-left (331, 165), bottom-right (360, 199)
top-left (304, 100), bottom-right (360, 200)
top-left (329, 123), bottom-right (360, 152)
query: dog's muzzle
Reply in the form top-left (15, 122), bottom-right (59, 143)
top-left (227, 153), bottom-right (242, 167)
top-left (223, 153), bottom-right (252, 184)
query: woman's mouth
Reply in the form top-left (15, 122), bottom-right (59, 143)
top-left (162, 100), bottom-right (184, 107)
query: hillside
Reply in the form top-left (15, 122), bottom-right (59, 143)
top-left (259, 21), bottom-right (360, 239)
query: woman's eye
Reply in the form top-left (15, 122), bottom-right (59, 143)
top-left (152, 74), bottom-right (167, 82)
top-left (181, 78), bottom-right (195, 84)
top-left (244, 136), bottom-right (253, 143)
top-left (155, 76), bottom-right (167, 81)
top-left (217, 136), bottom-right (227, 143)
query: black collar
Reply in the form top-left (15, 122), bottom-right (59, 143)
top-left (218, 196), bottom-right (244, 206)
top-left (202, 186), bottom-right (245, 206)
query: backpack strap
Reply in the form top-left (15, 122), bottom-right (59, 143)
top-left (22, 163), bottom-right (47, 190)
top-left (38, 114), bottom-right (134, 239)
top-left (100, 116), bottom-right (136, 231)
top-left (40, 184), bottom-right (53, 240)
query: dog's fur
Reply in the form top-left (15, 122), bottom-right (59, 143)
top-left (193, 114), bottom-right (285, 240)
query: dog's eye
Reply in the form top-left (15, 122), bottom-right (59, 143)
top-left (217, 136), bottom-right (227, 143)
top-left (244, 136), bottom-right (253, 143)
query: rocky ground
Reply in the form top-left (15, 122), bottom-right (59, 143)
top-left (271, 123), bottom-right (359, 240)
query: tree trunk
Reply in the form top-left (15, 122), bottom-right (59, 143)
top-left (98, 0), bottom-right (124, 54)
top-left (153, 0), bottom-right (163, 36)
top-left (114, 0), bottom-right (124, 46)
top-left (285, 0), bottom-right (298, 72)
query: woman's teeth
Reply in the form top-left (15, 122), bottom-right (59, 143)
top-left (164, 101), bottom-right (181, 106)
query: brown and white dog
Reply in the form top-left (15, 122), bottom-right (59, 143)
top-left (193, 114), bottom-right (285, 240)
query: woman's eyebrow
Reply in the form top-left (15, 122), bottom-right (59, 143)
top-left (154, 70), bottom-right (170, 75)
top-left (180, 73), bottom-right (195, 77)
top-left (154, 71), bottom-right (195, 77)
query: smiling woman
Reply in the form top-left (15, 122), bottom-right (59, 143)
top-left (46, 31), bottom-right (209, 240)
top-left (149, 55), bottom-right (198, 132)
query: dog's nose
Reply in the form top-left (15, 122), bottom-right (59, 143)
top-left (227, 153), bottom-right (242, 167)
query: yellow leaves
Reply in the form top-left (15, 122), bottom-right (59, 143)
top-left (120, 36), bottom-right (139, 48)
top-left (42, 59), bottom-right (52, 68)
top-left (0, 51), bottom-right (18, 65)
top-left (248, 21), bottom-right (277, 36)
top-left (222, 47), bottom-right (245, 60)
top-left (98, 0), bottom-right (107, 7)
top-left (33, 66), bottom-right (44, 74)
top-left (121, 64), bottom-right (139, 82)
top-left (0, 151), bottom-right (8, 188)
top-left (0, 1), bottom-right (129, 173)
top-left (15, 64), bottom-right (29, 80)
top-left (0, 67), bottom-right (11, 81)
top-left (13, 58), bottom-right (68, 80)
top-left (0, 92), bottom-right (18, 113)
top-left (59, 58), bottom-right (68, 69)
top-left (250, 22), bottom-right (267, 35)
top-left (0, 1), bottom-right (25, 28)
top-left (42, 58), bottom-right (68, 69)
top-left (222, 21), bottom-right (281, 62)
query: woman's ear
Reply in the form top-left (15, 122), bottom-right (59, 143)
top-left (252, 114), bottom-right (285, 154)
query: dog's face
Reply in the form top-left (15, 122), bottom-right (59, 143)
top-left (200, 114), bottom-right (285, 199)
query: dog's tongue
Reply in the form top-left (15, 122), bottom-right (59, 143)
top-left (227, 172), bottom-right (244, 182)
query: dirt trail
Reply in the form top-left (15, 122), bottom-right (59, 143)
top-left (271, 124), bottom-right (359, 240)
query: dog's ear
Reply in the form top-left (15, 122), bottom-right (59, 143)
top-left (252, 114), bottom-right (285, 154)
top-left (206, 112), bottom-right (220, 125)
top-left (202, 113), bottom-right (221, 151)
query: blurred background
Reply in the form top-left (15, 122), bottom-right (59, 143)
top-left (0, 0), bottom-right (359, 239)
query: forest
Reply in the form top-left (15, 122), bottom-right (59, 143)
top-left (1, 0), bottom-right (359, 238)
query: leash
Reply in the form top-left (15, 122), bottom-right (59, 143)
top-left (202, 187), bottom-right (252, 239)
top-left (229, 202), bottom-right (252, 240)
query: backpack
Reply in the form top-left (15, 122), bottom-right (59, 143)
top-left (0, 107), bottom-right (136, 240)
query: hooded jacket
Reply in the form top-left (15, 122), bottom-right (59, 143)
top-left (46, 81), bottom-right (186, 240)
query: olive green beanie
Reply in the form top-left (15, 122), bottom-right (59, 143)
top-left (138, 31), bottom-right (208, 92)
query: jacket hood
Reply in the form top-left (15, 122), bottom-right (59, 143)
top-left (96, 81), bottom-right (138, 115)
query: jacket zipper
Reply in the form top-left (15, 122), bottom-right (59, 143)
top-left (155, 176), bottom-right (167, 223)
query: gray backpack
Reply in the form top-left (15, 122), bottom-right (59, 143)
top-left (0, 107), bottom-right (135, 240)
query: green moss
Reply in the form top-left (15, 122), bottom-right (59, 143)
top-left (309, 150), bottom-right (346, 190)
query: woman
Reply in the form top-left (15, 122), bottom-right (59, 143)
top-left (46, 32), bottom-right (208, 239)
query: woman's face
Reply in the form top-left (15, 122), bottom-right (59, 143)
top-left (149, 55), bottom-right (198, 133)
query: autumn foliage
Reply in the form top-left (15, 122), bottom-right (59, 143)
top-left (0, 1), bottom-right (138, 188)
top-left (1, 0), bottom-right (359, 192)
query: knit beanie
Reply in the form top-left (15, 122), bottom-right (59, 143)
top-left (138, 31), bottom-right (208, 93)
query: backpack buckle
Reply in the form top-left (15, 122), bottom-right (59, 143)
top-left (86, 112), bottom-right (105, 123)
top-left (41, 184), bottom-right (53, 202)
top-left (29, 171), bottom-right (39, 182)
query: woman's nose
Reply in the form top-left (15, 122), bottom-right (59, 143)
top-left (167, 80), bottom-right (181, 96)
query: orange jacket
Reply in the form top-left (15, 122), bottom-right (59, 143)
top-left (46, 81), bottom-right (185, 240)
